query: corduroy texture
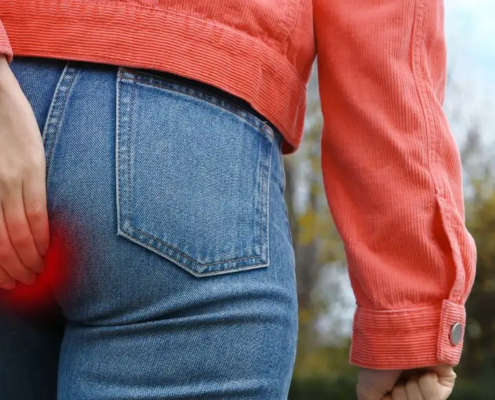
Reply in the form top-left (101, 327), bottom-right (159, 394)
top-left (314, 0), bottom-right (476, 367)
top-left (0, 0), bottom-right (312, 151)
top-left (0, 0), bottom-right (476, 370)
top-left (0, 20), bottom-right (12, 62)
top-left (351, 300), bottom-right (466, 369)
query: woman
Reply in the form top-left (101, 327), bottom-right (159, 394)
top-left (0, 1), bottom-right (475, 399)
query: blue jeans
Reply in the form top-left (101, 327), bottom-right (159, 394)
top-left (0, 58), bottom-right (298, 400)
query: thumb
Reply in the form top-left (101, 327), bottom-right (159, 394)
top-left (357, 369), bottom-right (402, 400)
top-left (429, 364), bottom-right (457, 384)
top-left (419, 365), bottom-right (456, 400)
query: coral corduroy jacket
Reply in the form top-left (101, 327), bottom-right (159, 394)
top-left (0, 0), bottom-right (476, 370)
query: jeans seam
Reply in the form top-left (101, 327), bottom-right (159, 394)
top-left (128, 225), bottom-right (261, 266)
top-left (278, 134), bottom-right (292, 244)
top-left (119, 68), bottom-right (274, 142)
top-left (118, 229), bottom-right (270, 278)
top-left (42, 62), bottom-right (80, 191)
top-left (115, 68), bottom-right (273, 275)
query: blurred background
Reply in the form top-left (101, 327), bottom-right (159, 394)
top-left (287, 1), bottom-right (495, 398)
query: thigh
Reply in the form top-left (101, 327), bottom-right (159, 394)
top-left (45, 65), bottom-right (298, 399)
top-left (0, 57), bottom-right (67, 400)
top-left (0, 302), bottom-right (64, 400)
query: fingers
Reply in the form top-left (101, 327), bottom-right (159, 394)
top-left (23, 168), bottom-right (50, 257)
top-left (429, 365), bottom-right (456, 379)
top-left (390, 384), bottom-right (407, 400)
top-left (0, 205), bottom-right (37, 285)
top-left (357, 379), bottom-right (387, 400)
top-left (418, 372), bottom-right (439, 399)
top-left (0, 264), bottom-right (15, 289)
top-left (429, 365), bottom-right (457, 393)
top-left (422, 366), bottom-right (456, 400)
top-left (357, 368), bottom-right (403, 400)
top-left (385, 372), bottom-right (452, 400)
top-left (3, 186), bottom-right (45, 274)
top-left (359, 367), bottom-right (454, 400)
top-left (0, 69), bottom-right (49, 289)
top-left (405, 378), bottom-right (424, 400)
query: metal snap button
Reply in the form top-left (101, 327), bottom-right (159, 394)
top-left (450, 323), bottom-right (463, 346)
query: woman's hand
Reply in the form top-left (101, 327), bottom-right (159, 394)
top-left (357, 365), bottom-right (456, 400)
top-left (0, 55), bottom-right (49, 289)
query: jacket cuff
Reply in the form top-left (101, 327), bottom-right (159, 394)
top-left (350, 300), bottom-right (465, 370)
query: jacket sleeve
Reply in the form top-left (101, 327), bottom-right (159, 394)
top-left (0, 19), bottom-right (13, 61)
top-left (313, 0), bottom-right (476, 369)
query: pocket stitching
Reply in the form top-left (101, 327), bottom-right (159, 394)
top-left (43, 64), bottom-right (80, 191)
top-left (119, 68), bottom-right (274, 143)
top-left (131, 79), bottom-right (273, 142)
top-left (129, 225), bottom-right (265, 266)
top-left (115, 68), bottom-right (272, 275)
top-left (118, 229), bottom-right (269, 278)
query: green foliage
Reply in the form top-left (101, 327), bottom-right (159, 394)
top-left (288, 375), bottom-right (357, 400)
top-left (449, 379), bottom-right (494, 400)
top-left (294, 341), bottom-right (356, 377)
top-left (461, 189), bottom-right (495, 378)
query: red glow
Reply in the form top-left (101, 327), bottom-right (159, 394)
top-left (1, 228), bottom-right (76, 314)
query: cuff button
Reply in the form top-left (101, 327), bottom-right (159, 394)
top-left (450, 322), bottom-right (463, 346)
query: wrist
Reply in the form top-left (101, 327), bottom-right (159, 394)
top-left (0, 54), bottom-right (18, 93)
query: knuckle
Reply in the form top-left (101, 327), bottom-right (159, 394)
top-left (392, 385), bottom-right (405, 396)
top-left (26, 205), bottom-right (45, 221)
top-left (11, 232), bottom-right (32, 248)
top-left (356, 382), bottom-right (375, 400)
top-left (419, 372), bottom-right (435, 386)
top-left (0, 170), bottom-right (22, 187)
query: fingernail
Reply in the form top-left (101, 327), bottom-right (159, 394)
top-left (1, 282), bottom-right (16, 290)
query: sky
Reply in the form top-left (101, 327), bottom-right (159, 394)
top-left (444, 0), bottom-right (495, 145)
top-left (446, 0), bottom-right (495, 79)
top-left (320, 1), bottom-right (495, 340)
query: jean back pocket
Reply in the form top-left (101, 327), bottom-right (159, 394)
top-left (116, 68), bottom-right (274, 277)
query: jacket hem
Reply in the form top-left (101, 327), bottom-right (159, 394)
top-left (0, 0), bottom-right (306, 152)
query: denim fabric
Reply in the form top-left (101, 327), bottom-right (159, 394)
top-left (0, 58), bottom-right (297, 400)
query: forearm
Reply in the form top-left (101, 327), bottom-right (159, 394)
top-left (0, 54), bottom-right (19, 94)
top-left (314, 0), bottom-right (476, 369)
top-left (0, 17), bottom-right (14, 91)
